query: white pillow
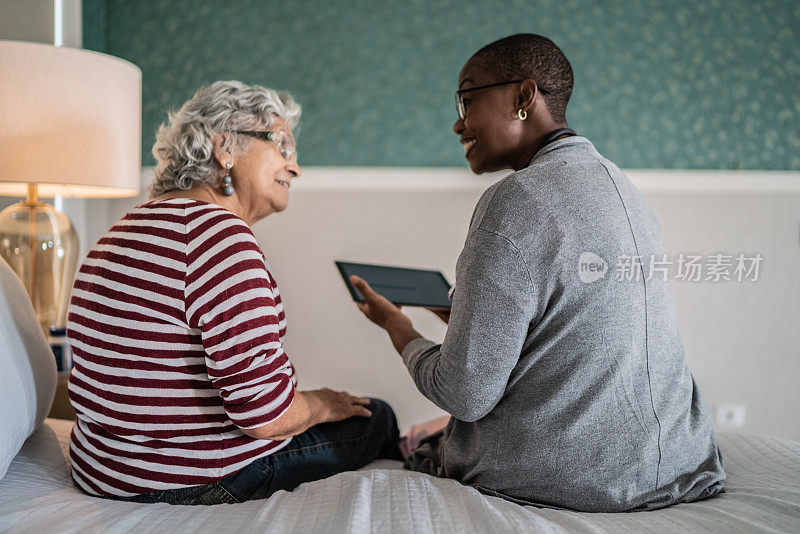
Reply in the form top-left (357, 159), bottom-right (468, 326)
top-left (0, 256), bottom-right (56, 481)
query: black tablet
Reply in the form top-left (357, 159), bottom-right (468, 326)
top-left (335, 260), bottom-right (452, 310)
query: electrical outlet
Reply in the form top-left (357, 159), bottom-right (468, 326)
top-left (716, 404), bottom-right (746, 428)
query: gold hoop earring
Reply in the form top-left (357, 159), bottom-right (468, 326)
top-left (517, 109), bottom-right (527, 121)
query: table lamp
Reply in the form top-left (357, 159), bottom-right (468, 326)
top-left (0, 40), bottom-right (141, 334)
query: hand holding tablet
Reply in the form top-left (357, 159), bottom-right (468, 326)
top-left (340, 261), bottom-right (452, 354)
top-left (335, 261), bottom-right (452, 310)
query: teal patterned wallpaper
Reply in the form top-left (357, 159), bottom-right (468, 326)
top-left (84, 0), bottom-right (800, 169)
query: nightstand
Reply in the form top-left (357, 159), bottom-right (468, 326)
top-left (48, 372), bottom-right (76, 420)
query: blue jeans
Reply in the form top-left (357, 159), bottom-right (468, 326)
top-left (118, 398), bottom-right (401, 505)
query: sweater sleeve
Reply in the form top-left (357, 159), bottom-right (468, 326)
top-left (401, 228), bottom-right (537, 422)
top-left (184, 210), bottom-right (295, 429)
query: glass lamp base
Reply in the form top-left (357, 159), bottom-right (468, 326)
top-left (0, 200), bottom-right (79, 333)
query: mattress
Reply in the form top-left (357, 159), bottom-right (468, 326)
top-left (0, 419), bottom-right (798, 533)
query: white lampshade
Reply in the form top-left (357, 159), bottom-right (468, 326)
top-left (0, 40), bottom-right (141, 198)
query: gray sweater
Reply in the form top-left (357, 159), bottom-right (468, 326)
top-left (402, 136), bottom-right (725, 512)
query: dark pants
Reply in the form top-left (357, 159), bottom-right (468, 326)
top-left (120, 398), bottom-right (401, 505)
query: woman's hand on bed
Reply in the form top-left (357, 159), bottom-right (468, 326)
top-left (242, 388), bottom-right (372, 441)
top-left (308, 388), bottom-right (373, 423)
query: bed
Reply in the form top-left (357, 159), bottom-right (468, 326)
top-left (0, 418), bottom-right (798, 533)
top-left (1, 184), bottom-right (799, 534)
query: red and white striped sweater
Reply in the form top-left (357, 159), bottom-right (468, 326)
top-left (66, 198), bottom-right (296, 497)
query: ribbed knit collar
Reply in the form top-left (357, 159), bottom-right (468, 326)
top-left (528, 135), bottom-right (593, 167)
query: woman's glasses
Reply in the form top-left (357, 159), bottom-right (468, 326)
top-left (454, 80), bottom-right (550, 120)
top-left (233, 129), bottom-right (296, 161)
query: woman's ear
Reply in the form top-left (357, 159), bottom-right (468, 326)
top-left (516, 80), bottom-right (539, 114)
top-left (211, 132), bottom-right (232, 168)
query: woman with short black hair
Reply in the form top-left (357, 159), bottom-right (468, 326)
top-left (352, 34), bottom-right (725, 512)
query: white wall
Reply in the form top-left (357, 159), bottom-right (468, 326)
top-left (243, 168), bottom-right (800, 438)
top-left (641, 173), bottom-right (800, 441)
top-left (0, 0), bottom-right (55, 44)
top-left (92, 168), bottom-right (799, 439)
top-left (7, 167), bottom-right (799, 439)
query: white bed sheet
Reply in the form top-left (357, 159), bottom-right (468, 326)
top-left (0, 418), bottom-right (798, 533)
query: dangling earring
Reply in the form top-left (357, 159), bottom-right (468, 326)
top-left (517, 109), bottom-right (528, 121)
top-left (222, 162), bottom-right (234, 196)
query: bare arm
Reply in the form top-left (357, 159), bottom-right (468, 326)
top-left (240, 388), bottom-right (372, 441)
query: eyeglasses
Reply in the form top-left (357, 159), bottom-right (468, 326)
top-left (233, 129), bottom-right (296, 161)
top-left (455, 80), bottom-right (550, 120)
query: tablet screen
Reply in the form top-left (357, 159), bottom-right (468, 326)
top-left (335, 261), bottom-right (452, 309)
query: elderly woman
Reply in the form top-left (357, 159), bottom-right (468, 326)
top-left (66, 81), bottom-right (400, 505)
top-left (351, 34), bottom-right (725, 512)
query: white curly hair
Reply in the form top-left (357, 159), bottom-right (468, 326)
top-left (149, 80), bottom-right (301, 198)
